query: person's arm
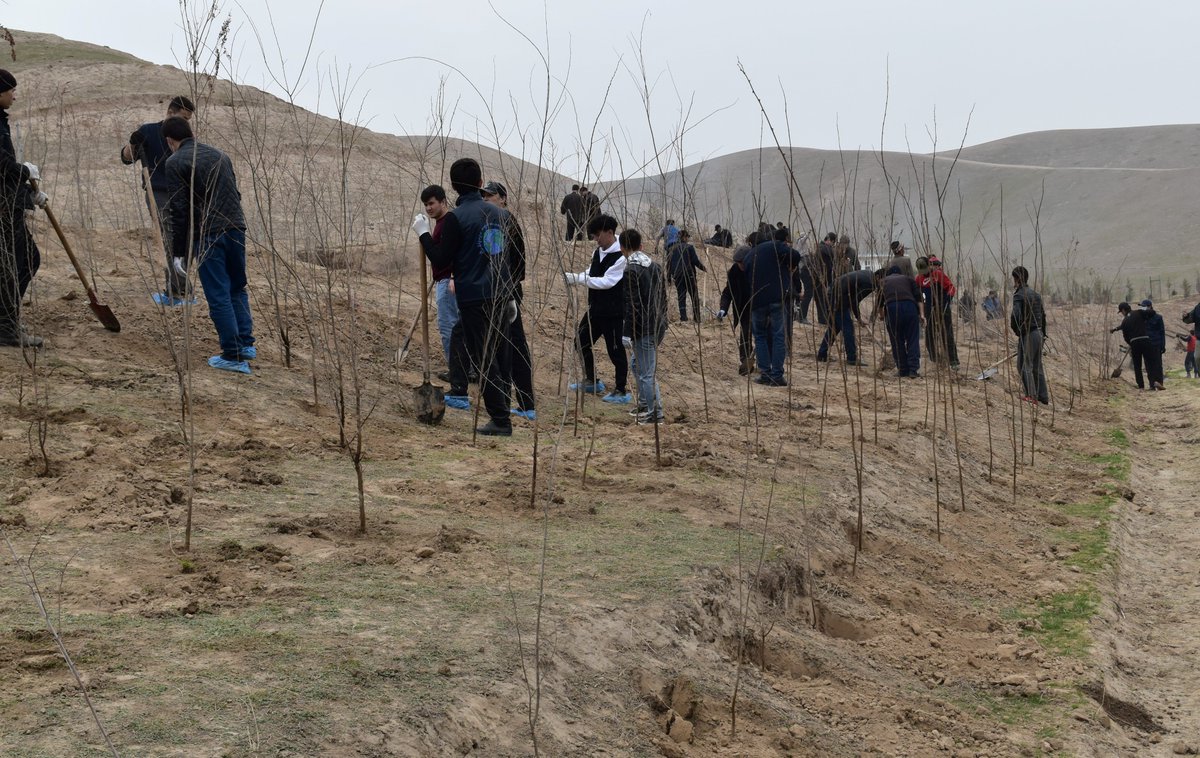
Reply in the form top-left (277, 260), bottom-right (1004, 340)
top-left (691, 246), bottom-right (706, 272)
top-left (418, 213), bottom-right (463, 271)
top-left (164, 159), bottom-right (190, 261)
top-left (1009, 294), bottom-right (1023, 335)
top-left (578, 254), bottom-right (626, 290)
top-left (0, 129), bottom-right (30, 183)
top-left (507, 217), bottom-right (527, 283)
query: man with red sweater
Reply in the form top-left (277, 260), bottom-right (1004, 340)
top-left (916, 255), bottom-right (959, 370)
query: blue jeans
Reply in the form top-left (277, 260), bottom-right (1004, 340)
top-left (435, 278), bottom-right (459, 365)
top-left (885, 300), bottom-right (920, 376)
top-left (817, 305), bottom-right (857, 362)
top-left (196, 229), bottom-right (254, 361)
top-left (630, 334), bottom-right (663, 412)
top-left (752, 302), bottom-right (787, 380)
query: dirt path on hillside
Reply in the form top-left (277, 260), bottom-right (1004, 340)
top-left (1085, 389), bottom-right (1200, 756)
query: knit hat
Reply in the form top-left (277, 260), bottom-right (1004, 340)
top-left (0, 69), bottom-right (16, 94)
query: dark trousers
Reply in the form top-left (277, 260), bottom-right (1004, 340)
top-left (458, 299), bottom-right (512, 425)
top-left (447, 320), bottom-right (471, 394)
top-left (509, 308), bottom-right (535, 411)
top-left (797, 269), bottom-right (814, 321)
top-left (673, 273), bottom-right (701, 321)
top-left (0, 213), bottom-right (40, 339)
top-left (1017, 328), bottom-right (1049, 403)
top-left (926, 304), bottom-right (959, 365)
top-left (733, 308), bottom-right (754, 367)
top-left (1129, 339), bottom-right (1150, 389)
top-left (886, 300), bottom-right (921, 376)
top-left (196, 229), bottom-right (254, 360)
top-left (564, 219), bottom-right (582, 241)
top-left (149, 187), bottom-right (189, 297)
top-left (1146, 343), bottom-right (1165, 387)
top-left (1186, 352), bottom-right (1196, 376)
top-left (576, 310), bottom-right (628, 392)
top-left (818, 305), bottom-right (858, 362)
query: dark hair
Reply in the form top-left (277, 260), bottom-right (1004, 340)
top-left (824, 232), bottom-right (837, 242)
top-left (449, 158), bottom-right (482, 195)
top-left (889, 240), bottom-right (902, 252)
top-left (588, 214), bottom-right (619, 236)
top-left (168, 95), bottom-right (196, 113)
top-left (571, 184), bottom-right (579, 191)
top-left (161, 116), bottom-right (194, 142)
top-left (618, 229), bottom-right (642, 251)
top-left (579, 186), bottom-right (588, 192)
top-left (679, 230), bottom-right (690, 240)
top-left (887, 265), bottom-right (902, 275)
top-left (873, 268), bottom-right (887, 279)
top-left (420, 184), bottom-right (447, 203)
top-left (746, 232), bottom-right (759, 245)
top-left (1012, 265), bottom-right (1030, 286)
top-left (714, 224), bottom-right (722, 231)
top-left (666, 219), bottom-right (675, 226)
top-left (773, 228), bottom-right (789, 242)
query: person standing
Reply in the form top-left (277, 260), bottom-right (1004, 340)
top-left (916, 255), bottom-right (960, 369)
top-left (0, 69), bottom-right (45, 349)
top-left (1177, 330), bottom-right (1196, 379)
top-left (1010, 265), bottom-right (1048, 404)
top-left (481, 181), bottom-right (535, 420)
top-left (744, 228), bottom-right (803, 386)
top-left (564, 214), bottom-right (630, 404)
top-left (657, 218), bottom-right (681, 252)
top-left (1142, 299), bottom-right (1166, 390)
top-left (817, 269), bottom-right (876, 366)
top-left (580, 187), bottom-right (601, 237)
top-left (414, 158), bottom-right (518, 436)
top-left (667, 230), bottom-right (707, 322)
top-left (560, 184), bottom-right (584, 242)
top-left (162, 116), bottom-right (255, 373)
top-left (619, 229), bottom-right (667, 423)
top-left (811, 232), bottom-right (837, 325)
top-left (887, 241), bottom-right (916, 278)
top-left (122, 95), bottom-right (196, 304)
top-left (420, 185), bottom-right (459, 368)
top-left (1112, 302), bottom-right (1151, 390)
top-left (876, 266), bottom-right (925, 378)
top-left (718, 241), bottom-right (755, 375)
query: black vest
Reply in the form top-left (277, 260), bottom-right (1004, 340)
top-left (587, 248), bottom-right (624, 316)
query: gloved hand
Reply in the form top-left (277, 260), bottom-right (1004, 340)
top-left (505, 299), bottom-right (518, 325)
top-left (23, 162), bottom-right (39, 182)
top-left (716, 309), bottom-right (727, 320)
top-left (173, 257), bottom-right (188, 276)
top-left (411, 213), bottom-right (431, 237)
top-left (563, 272), bottom-right (585, 286)
top-left (31, 191), bottom-right (48, 208)
top-left (622, 336), bottom-right (633, 349)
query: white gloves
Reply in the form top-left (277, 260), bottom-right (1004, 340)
top-left (563, 272), bottom-right (586, 286)
top-left (621, 336), bottom-right (633, 349)
top-left (173, 257), bottom-right (188, 276)
top-left (505, 299), bottom-right (518, 325)
top-left (411, 213), bottom-right (431, 237)
top-left (23, 162), bottom-right (39, 181)
top-left (716, 309), bottom-right (727, 320)
top-left (31, 191), bottom-right (48, 208)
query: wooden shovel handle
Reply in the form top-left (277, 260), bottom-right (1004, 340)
top-left (30, 179), bottom-right (96, 298)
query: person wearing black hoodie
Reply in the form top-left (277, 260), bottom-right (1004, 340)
top-left (718, 236), bottom-right (755, 374)
top-left (1141, 299), bottom-right (1166, 390)
top-left (667, 230), bottom-right (707, 322)
top-left (0, 68), bottom-right (44, 348)
top-left (414, 158), bottom-right (519, 435)
top-left (1112, 301), bottom-right (1152, 390)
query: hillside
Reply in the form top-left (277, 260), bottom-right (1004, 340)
top-left (2, 28), bottom-right (1199, 758)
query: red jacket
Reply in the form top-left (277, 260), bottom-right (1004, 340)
top-left (916, 269), bottom-right (957, 299)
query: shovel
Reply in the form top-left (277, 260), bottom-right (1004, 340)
top-left (1110, 345), bottom-right (1129, 379)
top-left (412, 255), bottom-right (444, 425)
top-left (31, 179), bottom-right (121, 333)
top-left (974, 351), bottom-right (1017, 381)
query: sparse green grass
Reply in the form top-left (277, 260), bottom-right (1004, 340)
top-left (1028, 586), bottom-right (1100, 656)
top-left (9, 33), bottom-right (138, 69)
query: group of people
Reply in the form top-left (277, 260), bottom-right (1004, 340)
top-left (558, 184), bottom-right (602, 242)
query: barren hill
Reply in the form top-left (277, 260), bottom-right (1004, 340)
top-left (2, 28), bottom-right (1199, 758)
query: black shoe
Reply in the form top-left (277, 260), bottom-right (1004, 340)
top-left (0, 332), bottom-right (43, 348)
top-left (815, 355), bottom-right (829, 362)
top-left (477, 420), bottom-right (513, 436)
top-left (436, 371), bottom-right (451, 383)
top-left (846, 359), bottom-right (868, 366)
top-left (908, 372), bottom-right (922, 379)
top-left (754, 375), bottom-right (787, 387)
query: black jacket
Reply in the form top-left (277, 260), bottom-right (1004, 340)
top-left (1146, 310), bottom-right (1166, 351)
top-left (560, 191), bottom-right (583, 221)
top-left (719, 262), bottom-right (751, 323)
top-left (163, 139), bottom-right (246, 259)
top-left (420, 191), bottom-right (518, 305)
top-left (623, 252), bottom-right (667, 341)
top-left (0, 109), bottom-right (32, 216)
top-left (666, 242), bottom-right (706, 280)
top-left (745, 241), bottom-right (803, 308)
top-left (1114, 311), bottom-right (1149, 344)
top-left (122, 121), bottom-right (173, 192)
top-left (1010, 285), bottom-right (1047, 336)
top-left (831, 270), bottom-right (876, 320)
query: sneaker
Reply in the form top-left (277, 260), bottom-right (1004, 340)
top-left (444, 395), bottom-right (470, 410)
top-left (754, 375), bottom-right (787, 387)
top-left (569, 380), bottom-right (606, 394)
top-left (0, 331), bottom-right (43, 348)
top-left (846, 358), bottom-right (868, 366)
top-left (1022, 395), bottom-right (1037, 404)
top-left (815, 355), bottom-right (829, 363)
top-left (208, 355), bottom-right (251, 374)
top-left (950, 362), bottom-right (960, 370)
top-left (477, 420), bottom-right (513, 436)
top-left (436, 371), bottom-right (452, 383)
top-left (239, 346), bottom-right (257, 360)
top-left (636, 409), bottom-right (665, 424)
top-left (602, 391), bottom-right (632, 404)
top-left (511, 408), bottom-right (537, 421)
top-left (628, 406), bottom-right (649, 416)
top-left (907, 372), bottom-right (922, 379)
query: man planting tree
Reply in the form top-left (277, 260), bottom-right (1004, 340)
top-left (121, 95), bottom-right (196, 305)
top-left (0, 69), bottom-right (46, 349)
top-left (162, 116), bottom-right (256, 374)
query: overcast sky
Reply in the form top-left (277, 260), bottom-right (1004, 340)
top-left (7, 0), bottom-right (1200, 180)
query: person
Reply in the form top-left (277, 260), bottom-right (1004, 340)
top-left (667, 230), bottom-right (707, 322)
top-left (414, 157), bottom-right (519, 436)
top-left (817, 269), bottom-right (876, 366)
top-left (122, 95), bottom-right (196, 304)
top-left (657, 219), bottom-right (681, 252)
top-left (704, 224), bottom-right (733, 248)
top-left (481, 181), bottom-right (535, 420)
top-left (811, 232), bottom-right (837, 325)
top-left (580, 187), bottom-right (601, 237)
top-left (560, 184), bottom-right (584, 242)
top-left (887, 240), bottom-right (916, 278)
top-left (834, 234), bottom-right (860, 277)
top-left (744, 227), bottom-right (803, 386)
top-left (564, 213), bottom-right (630, 404)
top-left (876, 266), bottom-right (924, 378)
top-left (619, 229), bottom-right (667, 423)
top-left (1177, 330), bottom-right (1196, 379)
top-left (982, 290), bottom-right (1002, 320)
top-left (1142, 299), bottom-right (1166, 390)
top-left (0, 68), bottom-right (45, 348)
top-left (958, 290), bottom-right (975, 323)
top-left (916, 255), bottom-right (959, 369)
top-left (718, 240), bottom-right (754, 375)
top-left (795, 258), bottom-right (814, 324)
top-left (1112, 302), bottom-right (1152, 390)
top-left (1010, 265), bottom-right (1048, 404)
top-left (420, 185), bottom-right (459, 369)
top-left (162, 116), bottom-right (255, 374)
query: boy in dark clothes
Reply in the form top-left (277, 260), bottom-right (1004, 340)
top-left (620, 229), bottom-right (668, 423)
top-left (817, 269), bottom-right (876, 365)
top-left (718, 241), bottom-right (755, 375)
top-left (1112, 302), bottom-right (1153, 390)
top-left (481, 181), bottom-right (535, 420)
top-left (667, 230), bottom-right (707, 322)
top-left (565, 214), bottom-right (630, 404)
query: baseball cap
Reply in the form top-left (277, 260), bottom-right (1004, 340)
top-left (481, 181), bottom-right (507, 199)
top-left (1139, 298), bottom-right (1153, 308)
top-left (928, 255), bottom-right (942, 266)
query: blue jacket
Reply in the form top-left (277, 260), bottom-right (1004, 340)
top-left (745, 240), bottom-right (802, 309)
top-left (1146, 310), bottom-right (1166, 350)
top-left (122, 121), bottom-right (173, 192)
top-left (419, 192), bottom-right (518, 304)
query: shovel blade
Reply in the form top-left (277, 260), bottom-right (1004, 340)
top-left (974, 367), bottom-right (998, 381)
top-left (413, 381), bottom-right (445, 425)
top-left (88, 298), bottom-right (121, 332)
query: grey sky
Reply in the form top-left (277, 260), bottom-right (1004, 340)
top-left (7, 0), bottom-right (1200, 180)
